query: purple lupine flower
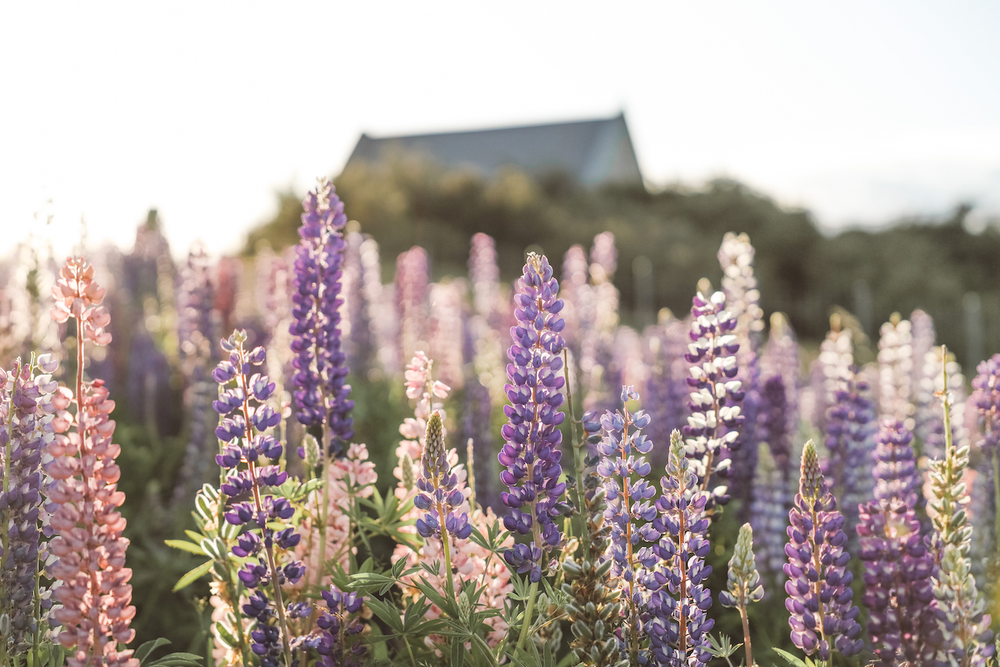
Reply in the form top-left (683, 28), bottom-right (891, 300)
top-left (642, 315), bottom-right (691, 468)
top-left (580, 233), bottom-right (620, 415)
top-left (784, 440), bottom-right (863, 661)
top-left (762, 312), bottom-right (801, 450)
top-left (171, 244), bottom-right (219, 507)
top-left (289, 178), bottom-right (354, 447)
top-left (314, 585), bottom-right (366, 667)
top-left (683, 290), bottom-right (744, 511)
top-left (498, 253), bottom-right (569, 583)
top-left (856, 419), bottom-right (940, 665)
top-left (341, 230), bottom-right (376, 376)
top-left (758, 374), bottom-right (792, 477)
top-left (459, 316), bottom-right (497, 512)
top-left (749, 444), bottom-right (788, 594)
top-left (414, 411), bottom-right (472, 542)
top-left (395, 246), bottom-right (430, 368)
top-left (823, 367), bottom-right (876, 541)
top-left (647, 430), bottom-right (715, 666)
top-left (428, 281), bottom-right (465, 390)
top-left (595, 386), bottom-right (658, 663)
top-left (214, 330), bottom-right (303, 666)
top-left (0, 355), bottom-right (59, 650)
top-left (971, 354), bottom-right (1000, 454)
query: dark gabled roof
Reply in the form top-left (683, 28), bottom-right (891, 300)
top-left (345, 113), bottom-right (643, 188)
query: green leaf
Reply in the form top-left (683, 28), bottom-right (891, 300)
top-left (164, 540), bottom-right (205, 556)
top-left (172, 560), bottom-right (214, 592)
top-left (214, 622), bottom-right (239, 649)
top-left (146, 653), bottom-right (205, 667)
top-left (772, 648), bottom-right (810, 667)
top-left (365, 598), bottom-right (405, 633)
top-left (135, 638), bottom-right (172, 666)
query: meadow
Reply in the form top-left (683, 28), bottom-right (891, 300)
top-left (1, 177), bottom-right (999, 667)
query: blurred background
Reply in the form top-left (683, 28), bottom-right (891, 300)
top-left (2, 0), bottom-right (999, 658)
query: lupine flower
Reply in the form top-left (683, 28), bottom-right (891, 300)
top-left (341, 230), bottom-right (377, 376)
top-left (214, 330), bottom-right (302, 667)
top-left (647, 430), bottom-right (714, 666)
top-left (415, 411), bottom-right (472, 544)
top-left (289, 178), bottom-right (354, 446)
top-left (720, 523), bottom-right (764, 667)
top-left (910, 309), bottom-right (937, 440)
top-left (683, 290), bottom-right (744, 511)
top-left (458, 326), bottom-right (498, 513)
top-left (562, 411), bottom-right (622, 667)
top-left (1, 355), bottom-right (59, 652)
top-left (559, 244), bottom-right (591, 378)
top-left (749, 444), bottom-right (788, 593)
top-left (971, 354), bottom-right (1000, 454)
top-left (642, 315), bottom-right (689, 470)
top-left (394, 352), bottom-right (450, 505)
top-left (595, 386), bottom-right (658, 663)
top-left (758, 374), bottom-right (792, 477)
top-left (877, 315), bottom-right (915, 422)
top-left (171, 244), bottom-right (218, 507)
top-left (823, 367), bottom-right (876, 541)
top-left (314, 586), bottom-right (366, 667)
top-left (927, 355), bottom-right (994, 666)
top-left (46, 256), bottom-right (137, 667)
top-left (428, 281), bottom-right (465, 390)
top-left (498, 252), bottom-right (569, 583)
top-left (395, 246), bottom-right (430, 367)
top-left (469, 232), bottom-right (501, 324)
top-left (783, 440), bottom-right (863, 661)
top-left (762, 312), bottom-right (800, 451)
top-left (856, 419), bottom-right (940, 665)
top-left (580, 233), bottom-right (620, 414)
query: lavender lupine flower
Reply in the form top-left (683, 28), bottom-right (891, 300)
top-left (683, 291), bottom-right (744, 511)
top-left (927, 355), bottom-right (994, 667)
top-left (562, 412), bottom-right (622, 667)
top-left (595, 386), bottom-right (658, 664)
top-left (647, 430), bottom-right (714, 666)
top-left (289, 178), bottom-right (354, 446)
top-left (823, 368), bottom-right (876, 541)
top-left (762, 312), bottom-right (801, 448)
top-left (341, 230), bottom-right (376, 376)
top-left (856, 419), bottom-right (940, 666)
top-left (498, 253), bottom-right (569, 583)
top-left (580, 234), bottom-right (620, 415)
top-left (749, 444), bottom-right (788, 594)
top-left (784, 440), bottom-right (863, 661)
top-left (171, 245), bottom-right (218, 507)
top-left (459, 317), bottom-right (497, 512)
top-left (314, 586), bottom-right (366, 667)
top-left (415, 411), bottom-right (472, 543)
top-left (971, 353), bottom-right (1000, 455)
top-left (758, 374), bottom-right (792, 477)
top-left (214, 330), bottom-right (303, 667)
top-left (1, 355), bottom-right (59, 652)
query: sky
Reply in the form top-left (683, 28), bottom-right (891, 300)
top-left (2, 1), bottom-right (999, 258)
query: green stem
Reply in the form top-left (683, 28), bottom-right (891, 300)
top-left (314, 425), bottom-right (332, 589)
top-left (740, 604), bottom-right (753, 667)
top-left (516, 580), bottom-right (539, 651)
top-left (403, 636), bottom-right (418, 667)
top-left (563, 349), bottom-right (588, 554)
top-left (438, 506), bottom-right (456, 601)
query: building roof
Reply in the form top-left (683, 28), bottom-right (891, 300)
top-left (345, 113), bottom-right (643, 188)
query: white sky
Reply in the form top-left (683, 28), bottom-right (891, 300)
top-left (2, 1), bottom-right (999, 258)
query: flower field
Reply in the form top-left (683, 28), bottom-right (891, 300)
top-left (3, 178), bottom-right (1000, 667)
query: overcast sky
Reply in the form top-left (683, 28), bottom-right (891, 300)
top-left (2, 1), bottom-right (998, 258)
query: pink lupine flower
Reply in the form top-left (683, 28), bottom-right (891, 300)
top-left (46, 256), bottom-right (137, 667)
